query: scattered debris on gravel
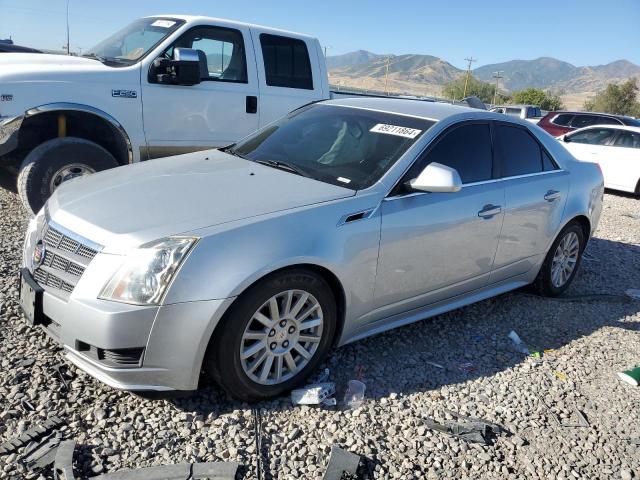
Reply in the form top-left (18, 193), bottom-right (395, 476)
top-left (1, 184), bottom-right (639, 479)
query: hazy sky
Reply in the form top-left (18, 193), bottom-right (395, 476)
top-left (1, 0), bottom-right (639, 68)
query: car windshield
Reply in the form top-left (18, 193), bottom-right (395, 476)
top-left (230, 104), bottom-right (435, 190)
top-left (84, 17), bottom-right (184, 65)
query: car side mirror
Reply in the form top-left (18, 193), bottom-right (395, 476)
top-left (562, 135), bottom-right (571, 143)
top-left (150, 47), bottom-right (202, 86)
top-left (406, 162), bottom-right (462, 193)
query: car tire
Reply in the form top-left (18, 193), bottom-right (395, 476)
top-left (206, 269), bottom-right (337, 402)
top-left (532, 222), bottom-right (585, 297)
top-left (17, 137), bottom-right (119, 214)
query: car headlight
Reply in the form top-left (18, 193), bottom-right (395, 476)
top-left (99, 237), bottom-right (198, 305)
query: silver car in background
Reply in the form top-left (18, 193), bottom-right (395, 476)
top-left (20, 98), bottom-right (604, 401)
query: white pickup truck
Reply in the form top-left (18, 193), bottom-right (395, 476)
top-left (0, 15), bottom-right (332, 213)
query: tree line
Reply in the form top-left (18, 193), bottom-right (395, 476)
top-left (442, 75), bottom-right (640, 116)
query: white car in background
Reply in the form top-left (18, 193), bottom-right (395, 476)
top-left (559, 125), bottom-right (640, 195)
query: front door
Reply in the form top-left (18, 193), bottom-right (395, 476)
top-left (373, 122), bottom-right (504, 318)
top-left (605, 130), bottom-right (640, 191)
top-left (141, 23), bottom-right (260, 158)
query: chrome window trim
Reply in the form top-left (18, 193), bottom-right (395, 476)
top-left (383, 169), bottom-right (565, 202)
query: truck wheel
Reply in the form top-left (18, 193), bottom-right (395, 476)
top-left (17, 137), bottom-right (119, 214)
top-left (205, 269), bottom-right (337, 402)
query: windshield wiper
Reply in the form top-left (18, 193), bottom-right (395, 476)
top-left (82, 53), bottom-right (133, 65)
top-left (82, 53), bottom-right (107, 62)
top-left (255, 159), bottom-right (311, 178)
top-left (220, 145), bottom-right (245, 159)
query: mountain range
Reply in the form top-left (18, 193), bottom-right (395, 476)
top-left (327, 50), bottom-right (640, 101)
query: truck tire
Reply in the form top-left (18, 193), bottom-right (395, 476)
top-left (17, 137), bottom-right (119, 214)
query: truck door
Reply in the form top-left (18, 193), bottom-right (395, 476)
top-left (141, 22), bottom-right (260, 159)
top-left (250, 31), bottom-right (326, 128)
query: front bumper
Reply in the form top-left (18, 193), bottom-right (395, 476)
top-left (0, 115), bottom-right (23, 157)
top-left (22, 215), bottom-right (235, 391)
top-left (33, 273), bottom-right (233, 391)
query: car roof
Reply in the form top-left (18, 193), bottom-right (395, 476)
top-left (493, 104), bottom-right (535, 108)
top-left (148, 14), bottom-right (316, 40)
top-left (323, 97), bottom-right (476, 121)
top-left (570, 124), bottom-right (640, 134)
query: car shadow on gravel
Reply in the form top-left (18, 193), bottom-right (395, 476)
top-left (172, 237), bottom-right (640, 415)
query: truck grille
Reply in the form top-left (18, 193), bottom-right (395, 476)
top-left (32, 224), bottom-right (101, 300)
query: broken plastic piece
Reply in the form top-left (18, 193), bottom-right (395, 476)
top-left (343, 380), bottom-right (366, 409)
top-left (20, 398), bottom-right (35, 412)
top-left (618, 366), bottom-right (640, 386)
top-left (291, 382), bottom-right (335, 405)
top-left (0, 416), bottom-right (65, 455)
top-left (21, 431), bottom-right (62, 471)
top-left (93, 462), bottom-right (239, 480)
top-left (54, 440), bottom-right (76, 480)
top-left (322, 446), bottom-right (361, 480)
top-left (422, 410), bottom-right (507, 445)
top-left (51, 364), bottom-right (74, 392)
top-left (17, 358), bottom-right (36, 368)
top-left (508, 330), bottom-right (530, 355)
top-left (322, 398), bottom-right (337, 407)
top-left (456, 361), bottom-right (475, 374)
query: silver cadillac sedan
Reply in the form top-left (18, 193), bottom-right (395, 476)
top-left (20, 98), bottom-right (603, 401)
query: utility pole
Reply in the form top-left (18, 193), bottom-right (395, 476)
top-left (65, 0), bottom-right (70, 55)
top-left (323, 45), bottom-right (331, 58)
top-left (492, 70), bottom-right (503, 107)
top-left (462, 57), bottom-right (476, 98)
top-left (384, 56), bottom-right (390, 95)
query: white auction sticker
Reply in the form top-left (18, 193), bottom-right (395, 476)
top-left (151, 20), bottom-right (176, 28)
top-left (370, 123), bottom-right (422, 139)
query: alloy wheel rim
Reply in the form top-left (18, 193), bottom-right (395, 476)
top-left (240, 289), bottom-right (324, 385)
top-left (50, 163), bottom-right (96, 193)
top-left (551, 231), bottom-right (580, 288)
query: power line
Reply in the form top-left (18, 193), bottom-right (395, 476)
top-left (462, 57), bottom-right (477, 98)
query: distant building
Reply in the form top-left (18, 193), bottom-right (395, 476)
top-left (0, 38), bottom-right (14, 45)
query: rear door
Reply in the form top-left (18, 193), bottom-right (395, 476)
top-left (250, 31), bottom-right (325, 128)
top-left (141, 22), bottom-right (260, 158)
top-left (491, 123), bottom-right (569, 282)
top-left (374, 122), bottom-right (505, 316)
top-left (564, 127), bottom-right (617, 184)
top-left (606, 130), bottom-right (640, 191)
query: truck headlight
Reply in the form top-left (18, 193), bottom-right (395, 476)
top-left (99, 237), bottom-right (198, 305)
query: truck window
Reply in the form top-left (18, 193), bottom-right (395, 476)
top-left (505, 107), bottom-right (521, 117)
top-left (259, 34), bottom-right (313, 90)
top-left (165, 26), bottom-right (248, 83)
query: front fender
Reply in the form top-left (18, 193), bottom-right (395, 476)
top-left (165, 196), bottom-right (382, 323)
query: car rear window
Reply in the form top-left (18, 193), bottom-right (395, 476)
top-left (260, 34), bottom-right (313, 90)
top-left (495, 124), bottom-right (543, 177)
top-left (571, 114), bottom-right (621, 128)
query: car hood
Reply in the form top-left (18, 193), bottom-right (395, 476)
top-left (47, 150), bottom-right (355, 252)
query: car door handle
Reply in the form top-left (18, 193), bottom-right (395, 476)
top-left (246, 96), bottom-right (258, 114)
top-left (478, 204), bottom-right (502, 218)
top-left (544, 190), bottom-right (561, 202)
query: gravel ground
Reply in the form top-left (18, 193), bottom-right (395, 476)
top-left (0, 184), bottom-right (639, 480)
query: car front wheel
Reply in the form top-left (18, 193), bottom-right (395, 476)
top-left (206, 269), bottom-right (337, 401)
top-left (533, 222), bottom-right (585, 297)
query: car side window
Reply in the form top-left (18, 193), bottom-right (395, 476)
top-left (568, 128), bottom-right (616, 145)
top-left (260, 34), bottom-right (313, 90)
top-left (570, 115), bottom-right (612, 129)
top-left (613, 131), bottom-right (640, 149)
top-left (411, 123), bottom-right (493, 184)
top-left (552, 114), bottom-right (574, 126)
top-left (495, 124), bottom-right (543, 177)
top-left (164, 26), bottom-right (248, 83)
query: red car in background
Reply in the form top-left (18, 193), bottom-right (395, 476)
top-left (537, 111), bottom-right (640, 137)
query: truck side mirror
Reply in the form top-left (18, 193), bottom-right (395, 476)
top-left (150, 48), bottom-right (202, 86)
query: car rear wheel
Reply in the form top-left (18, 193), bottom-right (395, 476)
top-left (205, 269), bottom-right (337, 401)
top-left (17, 137), bottom-right (119, 214)
top-left (532, 222), bottom-right (585, 297)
